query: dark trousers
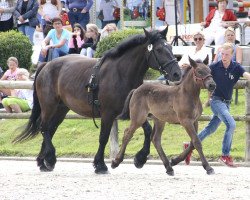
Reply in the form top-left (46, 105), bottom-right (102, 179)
top-left (0, 17), bottom-right (14, 32)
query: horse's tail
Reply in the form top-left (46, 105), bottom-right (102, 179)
top-left (118, 89), bottom-right (135, 120)
top-left (13, 63), bottom-right (47, 143)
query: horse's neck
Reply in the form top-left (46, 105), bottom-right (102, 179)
top-left (181, 70), bottom-right (201, 98)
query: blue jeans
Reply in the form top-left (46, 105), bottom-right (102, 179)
top-left (68, 11), bottom-right (89, 30)
top-left (18, 25), bottom-right (35, 45)
top-left (39, 48), bottom-right (68, 62)
top-left (198, 98), bottom-right (236, 156)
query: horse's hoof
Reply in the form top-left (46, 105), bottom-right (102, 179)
top-left (94, 163), bottom-right (108, 174)
top-left (43, 159), bottom-right (55, 171)
top-left (111, 160), bottom-right (119, 169)
top-left (39, 165), bottom-right (51, 172)
top-left (206, 167), bottom-right (215, 175)
top-left (166, 169), bottom-right (174, 176)
top-left (134, 155), bottom-right (147, 169)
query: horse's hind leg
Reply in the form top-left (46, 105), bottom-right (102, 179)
top-left (151, 120), bottom-right (174, 176)
top-left (134, 120), bottom-right (152, 168)
top-left (111, 122), bottom-right (140, 169)
top-left (37, 104), bottom-right (69, 171)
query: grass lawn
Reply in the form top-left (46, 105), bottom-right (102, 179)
top-left (0, 89), bottom-right (248, 162)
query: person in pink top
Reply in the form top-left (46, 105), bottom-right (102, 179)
top-left (0, 57), bottom-right (19, 106)
top-left (68, 23), bottom-right (85, 54)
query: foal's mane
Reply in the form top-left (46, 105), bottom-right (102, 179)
top-left (103, 30), bottom-right (165, 59)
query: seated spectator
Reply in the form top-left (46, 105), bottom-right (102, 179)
top-left (38, 17), bottom-right (70, 62)
top-left (214, 27), bottom-right (242, 64)
top-left (0, 57), bottom-right (19, 105)
top-left (2, 68), bottom-right (33, 113)
top-left (68, 23), bottom-right (85, 54)
top-left (80, 23), bottom-right (100, 58)
top-left (100, 23), bottom-right (118, 40)
top-left (201, 0), bottom-right (237, 46)
top-left (158, 32), bottom-right (212, 80)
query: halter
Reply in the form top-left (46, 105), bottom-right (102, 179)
top-left (192, 68), bottom-right (212, 87)
top-left (147, 44), bottom-right (178, 76)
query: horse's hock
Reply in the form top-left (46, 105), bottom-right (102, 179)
top-left (1, 80), bottom-right (250, 162)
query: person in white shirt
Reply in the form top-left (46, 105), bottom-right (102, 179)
top-left (2, 68), bottom-right (33, 113)
top-left (99, 0), bottom-right (119, 28)
top-left (0, 0), bottom-right (16, 31)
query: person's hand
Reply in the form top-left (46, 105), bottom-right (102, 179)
top-left (44, 15), bottom-right (51, 22)
top-left (200, 22), bottom-right (206, 27)
top-left (18, 16), bottom-right (24, 23)
top-left (81, 8), bottom-right (87, 13)
top-left (181, 64), bottom-right (189, 69)
top-left (0, 8), bottom-right (4, 14)
top-left (41, 47), bottom-right (48, 57)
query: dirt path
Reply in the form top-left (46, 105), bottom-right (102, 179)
top-left (0, 159), bottom-right (250, 200)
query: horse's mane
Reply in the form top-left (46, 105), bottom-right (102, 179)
top-left (103, 30), bottom-right (165, 59)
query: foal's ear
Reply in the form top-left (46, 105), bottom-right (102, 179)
top-left (203, 55), bottom-right (209, 65)
top-left (188, 56), bottom-right (197, 68)
top-left (160, 26), bottom-right (168, 37)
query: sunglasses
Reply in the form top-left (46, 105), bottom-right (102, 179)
top-left (194, 37), bottom-right (203, 41)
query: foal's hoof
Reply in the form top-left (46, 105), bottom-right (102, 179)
top-left (44, 159), bottom-right (55, 171)
top-left (166, 169), bottom-right (174, 176)
top-left (111, 160), bottom-right (119, 169)
top-left (134, 154), bottom-right (147, 169)
top-left (94, 163), bottom-right (108, 174)
top-left (40, 165), bottom-right (52, 172)
top-left (206, 167), bottom-right (215, 175)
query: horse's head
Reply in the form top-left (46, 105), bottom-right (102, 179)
top-left (144, 27), bottom-right (182, 82)
top-left (189, 56), bottom-right (216, 92)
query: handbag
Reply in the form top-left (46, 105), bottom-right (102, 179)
top-left (113, 8), bottom-right (120, 20)
top-left (156, 7), bottom-right (165, 21)
top-left (98, 10), bottom-right (104, 21)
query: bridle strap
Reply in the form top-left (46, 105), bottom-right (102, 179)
top-left (192, 68), bottom-right (212, 87)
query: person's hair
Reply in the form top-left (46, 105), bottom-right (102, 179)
top-left (221, 42), bottom-right (234, 53)
top-left (225, 27), bottom-right (235, 36)
top-left (217, 0), bottom-right (228, 4)
top-left (193, 31), bottom-right (205, 39)
top-left (7, 57), bottom-right (18, 66)
top-left (40, 0), bottom-right (58, 6)
top-left (73, 23), bottom-right (85, 40)
top-left (86, 23), bottom-right (99, 36)
top-left (52, 17), bottom-right (63, 24)
top-left (16, 68), bottom-right (30, 78)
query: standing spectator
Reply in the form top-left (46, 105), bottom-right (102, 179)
top-left (68, 23), bottom-right (85, 54)
top-left (38, 0), bottom-right (62, 37)
top-left (162, 0), bottom-right (181, 26)
top-left (201, 0), bottom-right (237, 46)
top-left (2, 68), bottom-right (33, 113)
top-left (0, 0), bottom-right (16, 31)
top-left (184, 43), bottom-right (250, 167)
top-left (66, 0), bottom-right (93, 30)
top-left (38, 17), bottom-right (70, 62)
top-left (0, 57), bottom-right (19, 105)
top-left (80, 23), bottom-right (100, 58)
top-left (99, 0), bottom-right (119, 29)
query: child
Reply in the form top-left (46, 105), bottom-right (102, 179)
top-left (2, 68), bottom-right (33, 113)
top-left (68, 23), bottom-right (85, 54)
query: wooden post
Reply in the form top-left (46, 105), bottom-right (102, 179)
top-left (109, 120), bottom-right (119, 159)
top-left (245, 81), bottom-right (250, 162)
top-left (193, 0), bottom-right (203, 23)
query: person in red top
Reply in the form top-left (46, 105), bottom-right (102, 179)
top-left (201, 0), bottom-right (237, 46)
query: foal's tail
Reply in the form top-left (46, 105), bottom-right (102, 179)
top-left (13, 63), bottom-right (47, 143)
top-left (118, 89), bottom-right (135, 120)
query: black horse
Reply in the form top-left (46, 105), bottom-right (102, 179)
top-left (14, 28), bottom-right (182, 173)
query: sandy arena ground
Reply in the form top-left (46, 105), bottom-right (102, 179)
top-left (0, 158), bottom-right (250, 200)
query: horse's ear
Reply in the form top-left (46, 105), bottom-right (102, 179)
top-left (188, 56), bottom-right (197, 68)
top-left (203, 55), bottom-right (209, 65)
top-left (143, 28), bottom-right (150, 39)
top-left (160, 26), bottom-right (168, 38)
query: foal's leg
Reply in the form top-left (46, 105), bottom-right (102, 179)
top-left (93, 112), bottom-right (116, 174)
top-left (171, 120), bottom-right (214, 175)
top-left (37, 104), bottom-right (69, 171)
top-left (111, 122), bottom-right (141, 169)
top-left (151, 120), bottom-right (174, 176)
top-left (134, 120), bottom-right (152, 168)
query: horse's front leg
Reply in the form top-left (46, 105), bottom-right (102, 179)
top-left (134, 120), bottom-right (152, 168)
top-left (172, 120), bottom-right (214, 175)
top-left (151, 120), bottom-right (174, 176)
top-left (93, 113), bottom-right (115, 174)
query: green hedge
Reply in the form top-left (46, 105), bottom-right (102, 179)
top-left (95, 28), bottom-right (160, 79)
top-left (0, 30), bottom-right (33, 71)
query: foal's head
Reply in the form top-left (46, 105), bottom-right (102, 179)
top-left (188, 56), bottom-right (216, 92)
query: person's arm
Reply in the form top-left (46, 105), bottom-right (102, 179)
top-left (82, 0), bottom-right (93, 13)
top-left (213, 48), bottom-right (220, 63)
top-left (56, 0), bottom-right (62, 12)
top-left (243, 72), bottom-right (250, 80)
top-left (236, 46), bottom-right (242, 64)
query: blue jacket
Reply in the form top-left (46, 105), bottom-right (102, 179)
top-left (14, 0), bottom-right (39, 27)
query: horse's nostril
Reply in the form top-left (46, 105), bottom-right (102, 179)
top-left (173, 72), bottom-right (181, 80)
